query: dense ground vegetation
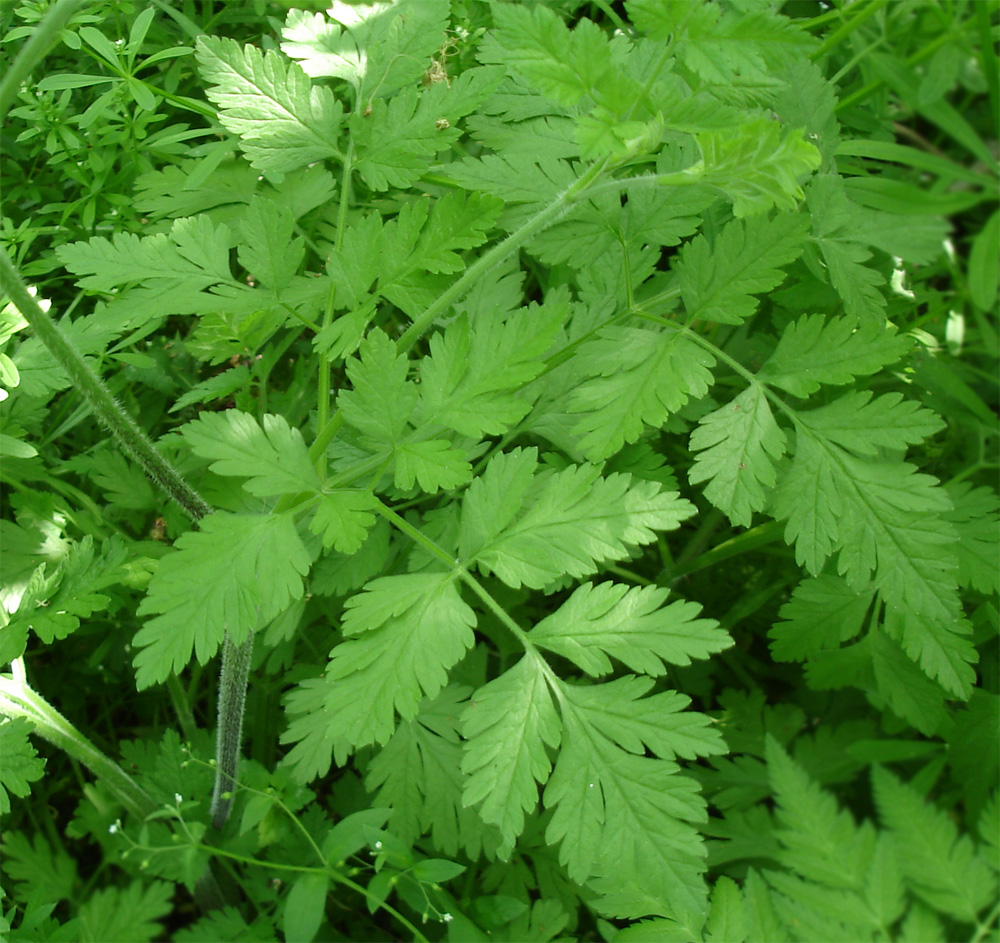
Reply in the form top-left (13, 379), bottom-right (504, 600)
top-left (1, 0), bottom-right (997, 940)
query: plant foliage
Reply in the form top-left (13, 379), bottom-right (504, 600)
top-left (1, 0), bottom-right (997, 941)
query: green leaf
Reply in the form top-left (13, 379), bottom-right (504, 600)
top-left (758, 315), bottom-right (911, 397)
top-left (461, 655), bottom-right (560, 854)
top-left (0, 717), bottom-right (45, 814)
top-left (133, 512), bottom-right (310, 687)
top-left (237, 197), bottom-right (305, 294)
top-left (282, 872), bottom-right (328, 943)
top-left (704, 876), bottom-right (748, 943)
top-left (394, 439), bottom-right (472, 493)
top-left (195, 36), bottom-right (344, 173)
top-left (766, 736), bottom-right (873, 889)
top-left (352, 69), bottom-right (499, 191)
top-left (367, 686), bottom-right (496, 859)
top-left (282, 573), bottom-right (476, 777)
top-left (770, 576), bottom-right (872, 663)
top-left (692, 121), bottom-right (821, 217)
top-left (531, 581), bottom-right (731, 677)
top-left (418, 304), bottom-right (563, 438)
top-left (181, 410), bottom-right (320, 497)
top-left (943, 482), bottom-right (1000, 595)
top-left (689, 385), bottom-right (787, 527)
top-left (309, 491), bottom-right (378, 554)
top-left (676, 214), bottom-right (808, 325)
top-left (807, 175), bottom-right (887, 319)
top-left (338, 329), bottom-right (416, 446)
top-left (483, 5), bottom-right (613, 106)
top-left (569, 327), bottom-right (716, 461)
top-left (872, 765), bottom-right (998, 922)
top-left (56, 215), bottom-right (234, 293)
top-left (77, 880), bottom-right (173, 943)
top-left (544, 677), bottom-right (716, 926)
top-left (460, 448), bottom-right (696, 589)
top-left (968, 208), bottom-right (999, 310)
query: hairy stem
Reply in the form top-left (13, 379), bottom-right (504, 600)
top-left (0, 251), bottom-right (212, 520)
top-left (0, 250), bottom-right (249, 832)
top-left (209, 632), bottom-right (254, 829)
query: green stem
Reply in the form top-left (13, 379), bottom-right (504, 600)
top-left (395, 158), bottom-right (610, 353)
top-left (165, 674), bottom-right (198, 743)
top-left (0, 250), bottom-right (212, 521)
top-left (209, 632), bottom-right (253, 829)
top-left (0, 0), bottom-right (85, 123)
top-left (0, 661), bottom-right (156, 820)
top-left (0, 251), bottom-right (249, 834)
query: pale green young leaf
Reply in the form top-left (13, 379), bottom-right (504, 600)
top-left (280, 8), bottom-right (364, 86)
top-left (676, 214), bottom-right (808, 325)
top-left (531, 581), bottom-right (730, 677)
top-left (283, 573), bottom-right (476, 774)
top-left (418, 303), bottom-right (563, 438)
top-left (309, 491), bottom-right (377, 554)
top-left (544, 681), bottom-right (711, 925)
top-left (864, 832), bottom-right (907, 930)
top-left (237, 197), bottom-right (305, 294)
top-left (765, 736), bottom-right (873, 889)
top-left (872, 765), bottom-right (998, 922)
top-left (77, 881), bottom-right (174, 943)
top-left (461, 655), bottom-right (560, 853)
top-left (689, 385), bottom-right (787, 527)
top-left (195, 36), bottom-right (344, 173)
top-left (758, 314), bottom-right (910, 397)
top-left (569, 327), bottom-right (716, 461)
top-left (394, 439), bottom-right (472, 493)
top-left (693, 121), bottom-right (820, 217)
top-left (461, 448), bottom-right (696, 589)
top-left (483, 5), bottom-right (613, 106)
top-left (133, 512), bottom-right (310, 688)
top-left (338, 329), bottom-right (417, 445)
top-left (0, 717), bottom-right (45, 814)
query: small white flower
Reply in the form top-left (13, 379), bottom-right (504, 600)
top-left (174, 793), bottom-right (183, 804)
top-left (442, 913), bottom-right (453, 923)
top-left (109, 820), bottom-right (120, 834)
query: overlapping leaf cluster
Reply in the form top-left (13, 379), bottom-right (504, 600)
top-left (2, 0), bottom-right (996, 940)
